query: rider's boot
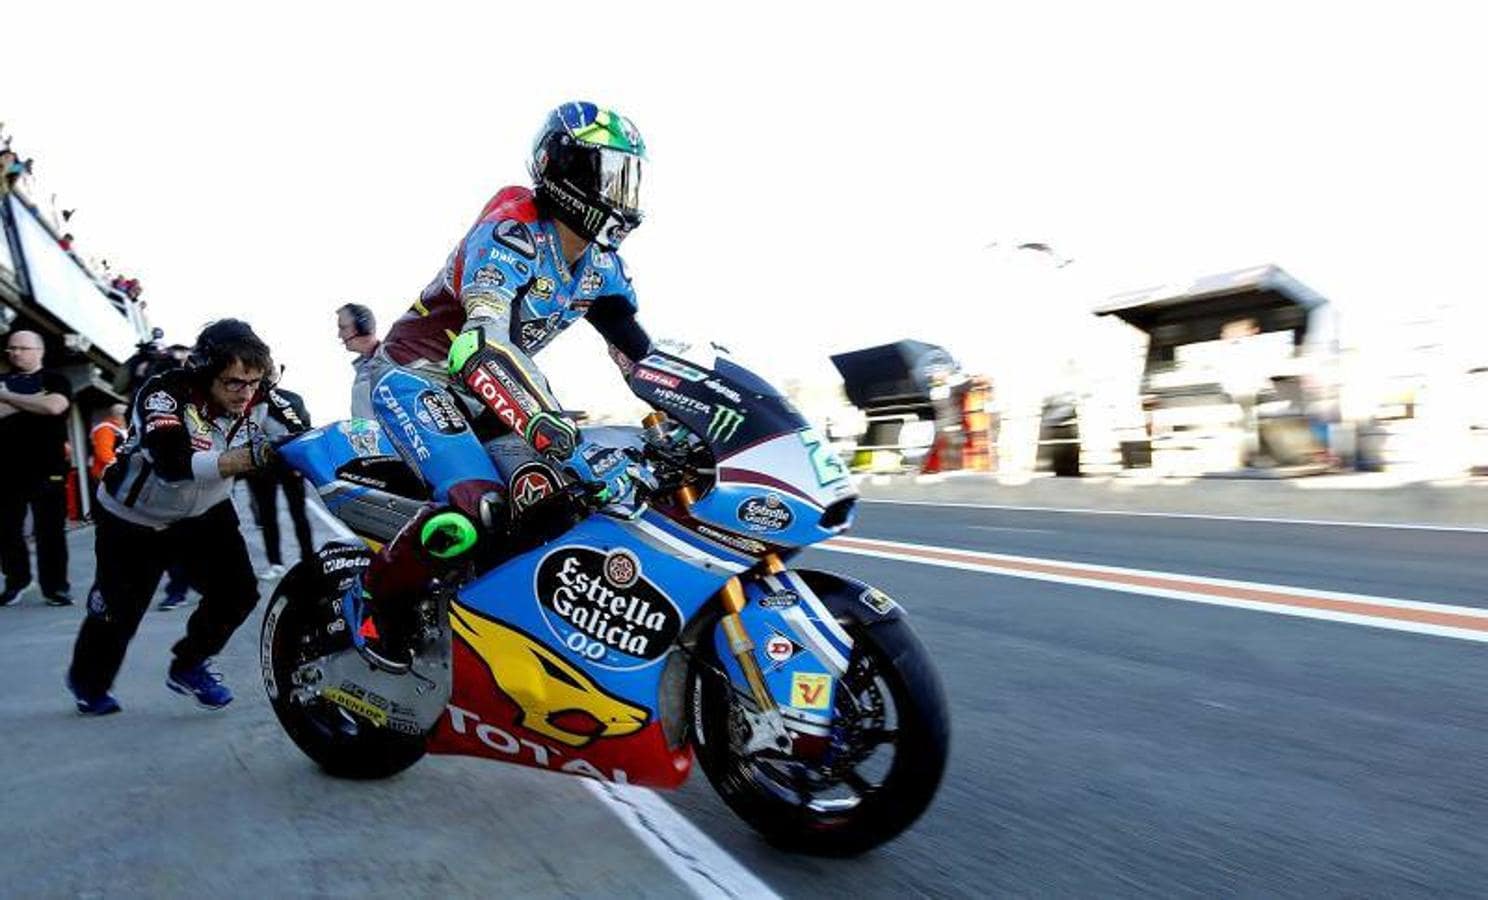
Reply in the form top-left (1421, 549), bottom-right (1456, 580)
top-left (359, 482), bottom-right (504, 658)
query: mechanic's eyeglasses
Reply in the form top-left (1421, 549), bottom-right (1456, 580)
top-left (216, 376), bottom-right (263, 393)
top-left (5, 345), bottom-right (42, 352)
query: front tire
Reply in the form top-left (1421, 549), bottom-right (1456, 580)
top-left (691, 614), bottom-right (949, 856)
top-left (260, 570), bottom-right (428, 780)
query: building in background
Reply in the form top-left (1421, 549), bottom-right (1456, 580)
top-left (2, 191), bottom-right (152, 517)
top-left (1094, 265), bottom-right (1341, 477)
top-left (809, 258), bottom-right (1482, 481)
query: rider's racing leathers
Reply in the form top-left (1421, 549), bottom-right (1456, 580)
top-left (369, 185), bottom-right (652, 514)
top-left (354, 187), bottom-right (652, 635)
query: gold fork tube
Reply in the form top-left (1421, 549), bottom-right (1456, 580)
top-left (719, 576), bottom-right (777, 711)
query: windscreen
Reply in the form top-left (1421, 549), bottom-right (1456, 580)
top-left (627, 351), bottom-right (807, 456)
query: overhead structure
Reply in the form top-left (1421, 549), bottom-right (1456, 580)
top-left (830, 340), bottom-right (987, 473)
top-left (1096, 264), bottom-right (1339, 476)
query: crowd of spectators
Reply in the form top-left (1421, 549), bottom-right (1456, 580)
top-left (1, 148), bottom-right (35, 196)
top-left (1, 123), bottom-right (148, 309)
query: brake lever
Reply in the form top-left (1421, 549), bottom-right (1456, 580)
top-left (598, 476), bottom-right (650, 521)
top-left (626, 461), bottom-right (660, 494)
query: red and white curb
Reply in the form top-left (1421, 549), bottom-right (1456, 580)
top-left (824, 535), bottom-right (1488, 643)
top-left (858, 497), bottom-right (1488, 534)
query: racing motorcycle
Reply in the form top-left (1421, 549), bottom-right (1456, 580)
top-left (261, 348), bottom-right (949, 855)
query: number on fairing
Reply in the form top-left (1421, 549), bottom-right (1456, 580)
top-left (800, 427), bottom-right (847, 486)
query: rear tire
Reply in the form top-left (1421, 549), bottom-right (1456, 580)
top-left (691, 615), bottom-right (949, 856)
top-left (260, 572), bottom-right (428, 780)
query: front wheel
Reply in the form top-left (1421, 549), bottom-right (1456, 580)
top-left (691, 613), bottom-right (949, 856)
top-left (260, 569), bottom-right (428, 780)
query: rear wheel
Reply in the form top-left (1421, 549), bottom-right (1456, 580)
top-left (691, 616), bottom-right (949, 856)
top-left (260, 571), bottom-right (428, 780)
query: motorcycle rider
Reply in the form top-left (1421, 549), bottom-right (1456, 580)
top-left (355, 101), bottom-right (654, 651)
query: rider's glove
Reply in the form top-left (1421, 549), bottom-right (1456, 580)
top-left (563, 441), bottom-right (631, 504)
top-left (447, 325), bottom-right (488, 381)
top-left (449, 326), bottom-right (588, 461)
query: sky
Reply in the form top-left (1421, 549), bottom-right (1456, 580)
top-left (6, 1), bottom-right (1485, 425)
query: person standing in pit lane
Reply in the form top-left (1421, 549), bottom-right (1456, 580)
top-left (336, 303), bottom-right (380, 421)
top-left (244, 374), bottom-right (315, 580)
top-left (0, 330), bottom-right (74, 608)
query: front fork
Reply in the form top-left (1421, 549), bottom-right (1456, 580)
top-left (717, 558), bottom-right (794, 755)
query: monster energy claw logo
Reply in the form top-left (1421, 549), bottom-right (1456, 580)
top-left (707, 406), bottom-right (745, 442)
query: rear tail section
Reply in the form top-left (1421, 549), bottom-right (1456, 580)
top-left (279, 419), bottom-right (429, 549)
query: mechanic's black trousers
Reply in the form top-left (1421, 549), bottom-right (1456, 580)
top-left (68, 501), bottom-right (259, 697)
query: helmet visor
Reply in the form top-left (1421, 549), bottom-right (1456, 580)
top-left (597, 149), bottom-right (644, 219)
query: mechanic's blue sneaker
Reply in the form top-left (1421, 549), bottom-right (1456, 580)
top-left (66, 674), bottom-right (121, 717)
top-left (156, 592), bottom-right (190, 612)
top-left (166, 661), bottom-right (233, 710)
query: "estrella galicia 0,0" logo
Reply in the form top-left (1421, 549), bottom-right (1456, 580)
top-left (535, 547), bottom-right (682, 669)
top-left (737, 493), bottom-right (794, 533)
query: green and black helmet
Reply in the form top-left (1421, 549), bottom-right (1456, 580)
top-left (530, 102), bottom-right (646, 250)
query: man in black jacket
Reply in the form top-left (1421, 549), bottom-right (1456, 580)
top-left (0, 330), bottom-right (73, 607)
top-left (66, 320), bottom-right (306, 715)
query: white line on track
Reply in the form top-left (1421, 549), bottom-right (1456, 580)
top-left (858, 498), bottom-right (1488, 533)
top-left (583, 780), bottom-right (781, 900)
top-left (822, 534), bottom-right (1488, 644)
top-left (968, 524), bottom-right (1055, 535)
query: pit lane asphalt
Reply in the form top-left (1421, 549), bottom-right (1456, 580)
top-left (4, 495), bottom-right (1486, 897)
top-left (665, 502), bottom-right (1488, 897)
top-left (0, 496), bottom-right (695, 900)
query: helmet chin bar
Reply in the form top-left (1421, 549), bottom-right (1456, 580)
top-left (538, 177), bottom-right (638, 250)
top-left (592, 213), bottom-right (633, 251)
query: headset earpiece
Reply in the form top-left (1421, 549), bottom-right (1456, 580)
top-left (186, 336), bottom-right (215, 373)
top-left (353, 306), bottom-right (375, 337)
top-left (339, 303), bottom-right (376, 338)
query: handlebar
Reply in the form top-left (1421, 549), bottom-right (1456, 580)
top-left (560, 426), bottom-right (687, 517)
top-left (563, 453), bottom-right (660, 516)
